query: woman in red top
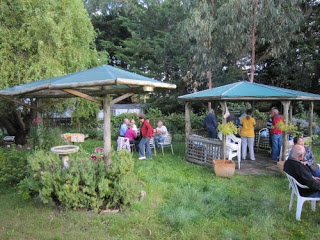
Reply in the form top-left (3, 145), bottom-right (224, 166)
top-left (138, 115), bottom-right (153, 160)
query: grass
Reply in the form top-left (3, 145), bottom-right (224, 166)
top-left (1, 141), bottom-right (320, 239)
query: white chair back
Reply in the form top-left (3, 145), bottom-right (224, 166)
top-left (163, 135), bottom-right (172, 145)
top-left (117, 137), bottom-right (131, 152)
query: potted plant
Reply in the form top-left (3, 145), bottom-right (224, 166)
top-left (213, 122), bottom-right (238, 178)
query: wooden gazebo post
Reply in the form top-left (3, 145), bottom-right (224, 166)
top-left (185, 102), bottom-right (192, 155)
top-left (103, 94), bottom-right (112, 166)
top-left (281, 101), bottom-right (291, 161)
top-left (309, 101), bottom-right (314, 137)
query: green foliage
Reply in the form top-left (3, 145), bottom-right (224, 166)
top-left (71, 99), bottom-right (100, 129)
top-left (30, 127), bottom-right (65, 150)
top-left (19, 149), bottom-right (139, 210)
top-left (217, 122), bottom-right (238, 136)
top-left (0, 0), bottom-right (102, 89)
top-left (0, 147), bottom-right (29, 185)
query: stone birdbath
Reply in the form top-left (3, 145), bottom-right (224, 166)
top-left (51, 145), bottom-right (79, 168)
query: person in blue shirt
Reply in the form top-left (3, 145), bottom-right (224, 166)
top-left (202, 109), bottom-right (218, 138)
top-left (120, 118), bottom-right (129, 137)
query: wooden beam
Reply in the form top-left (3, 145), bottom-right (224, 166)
top-left (63, 89), bottom-right (102, 105)
top-left (0, 95), bottom-right (37, 109)
top-left (110, 93), bottom-right (134, 106)
top-left (103, 95), bottom-right (112, 167)
top-left (281, 100), bottom-right (291, 161)
top-left (185, 102), bottom-right (192, 155)
top-left (309, 101), bottom-right (314, 137)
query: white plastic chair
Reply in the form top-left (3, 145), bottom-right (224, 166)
top-left (158, 135), bottom-right (174, 155)
top-left (117, 137), bottom-right (131, 152)
top-left (286, 173), bottom-right (320, 221)
top-left (149, 138), bottom-right (157, 155)
top-left (257, 128), bottom-right (269, 152)
top-left (218, 134), bottom-right (241, 169)
top-left (226, 135), bottom-right (241, 169)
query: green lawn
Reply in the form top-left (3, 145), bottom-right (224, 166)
top-left (1, 141), bottom-right (320, 239)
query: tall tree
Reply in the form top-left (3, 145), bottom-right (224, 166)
top-left (184, 0), bottom-right (303, 86)
top-left (256, 1), bottom-right (320, 93)
top-left (0, 0), bottom-right (102, 144)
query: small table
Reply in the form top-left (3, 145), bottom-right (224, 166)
top-left (51, 145), bottom-right (79, 168)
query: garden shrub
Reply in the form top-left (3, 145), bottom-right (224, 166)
top-left (0, 147), bottom-right (29, 185)
top-left (19, 149), bottom-right (140, 211)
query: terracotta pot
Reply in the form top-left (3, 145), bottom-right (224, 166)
top-left (213, 159), bottom-right (236, 178)
top-left (277, 161), bottom-right (286, 176)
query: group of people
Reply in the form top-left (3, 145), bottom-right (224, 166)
top-left (119, 116), bottom-right (169, 160)
top-left (202, 106), bottom-right (285, 162)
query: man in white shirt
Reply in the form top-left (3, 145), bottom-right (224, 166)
top-left (154, 121), bottom-right (168, 147)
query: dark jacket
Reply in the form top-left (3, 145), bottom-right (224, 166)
top-left (284, 158), bottom-right (320, 196)
top-left (141, 120), bottom-right (153, 138)
top-left (202, 113), bottom-right (218, 130)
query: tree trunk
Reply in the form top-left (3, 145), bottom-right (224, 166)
top-left (250, 1), bottom-right (259, 83)
top-left (207, 70), bottom-right (213, 110)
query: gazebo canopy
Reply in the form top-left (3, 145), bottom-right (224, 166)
top-left (178, 81), bottom-right (320, 101)
top-left (0, 64), bottom-right (176, 98)
top-left (0, 64), bottom-right (176, 166)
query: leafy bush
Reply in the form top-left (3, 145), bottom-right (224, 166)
top-left (19, 149), bottom-right (139, 211)
top-left (0, 147), bottom-right (29, 185)
top-left (30, 127), bottom-right (65, 150)
top-left (83, 128), bottom-right (104, 140)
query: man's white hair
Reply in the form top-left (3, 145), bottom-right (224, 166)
top-left (158, 121), bottom-right (163, 125)
top-left (291, 145), bottom-right (305, 159)
top-left (209, 109), bottom-right (214, 114)
top-left (272, 109), bottom-right (279, 114)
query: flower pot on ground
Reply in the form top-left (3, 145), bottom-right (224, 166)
top-left (213, 122), bottom-right (238, 178)
top-left (277, 161), bottom-right (286, 176)
top-left (213, 159), bottom-right (236, 178)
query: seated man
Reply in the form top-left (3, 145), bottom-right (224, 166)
top-left (119, 118), bottom-right (129, 137)
top-left (289, 136), bottom-right (320, 177)
top-left (284, 145), bottom-right (320, 198)
top-left (154, 121), bottom-right (168, 147)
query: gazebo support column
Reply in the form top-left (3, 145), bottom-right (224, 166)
top-left (185, 102), bottom-right (192, 154)
top-left (309, 101), bottom-right (314, 137)
top-left (36, 98), bottom-right (43, 146)
top-left (219, 101), bottom-right (227, 124)
top-left (289, 103), bottom-right (293, 122)
top-left (103, 94), bottom-right (112, 167)
top-left (281, 101), bottom-right (291, 161)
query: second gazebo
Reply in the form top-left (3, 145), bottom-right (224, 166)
top-left (178, 81), bottom-right (320, 164)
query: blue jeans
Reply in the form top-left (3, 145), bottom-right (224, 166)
top-left (139, 137), bottom-right (151, 158)
top-left (207, 127), bottom-right (217, 139)
top-left (311, 169), bottom-right (320, 178)
top-left (308, 191), bottom-right (320, 198)
top-left (154, 135), bottom-right (164, 147)
top-left (271, 134), bottom-right (283, 161)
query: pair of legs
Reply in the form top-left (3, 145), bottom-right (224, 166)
top-left (271, 134), bottom-right (283, 161)
top-left (139, 137), bottom-right (151, 158)
top-left (207, 127), bottom-right (217, 139)
top-left (154, 135), bottom-right (164, 147)
top-left (241, 137), bottom-right (255, 160)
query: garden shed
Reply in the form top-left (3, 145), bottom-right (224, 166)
top-left (0, 64), bottom-right (176, 165)
top-left (178, 81), bottom-right (320, 166)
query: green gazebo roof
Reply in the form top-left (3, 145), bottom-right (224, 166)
top-left (178, 81), bottom-right (320, 101)
top-left (0, 65), bottom-right (176, 98)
